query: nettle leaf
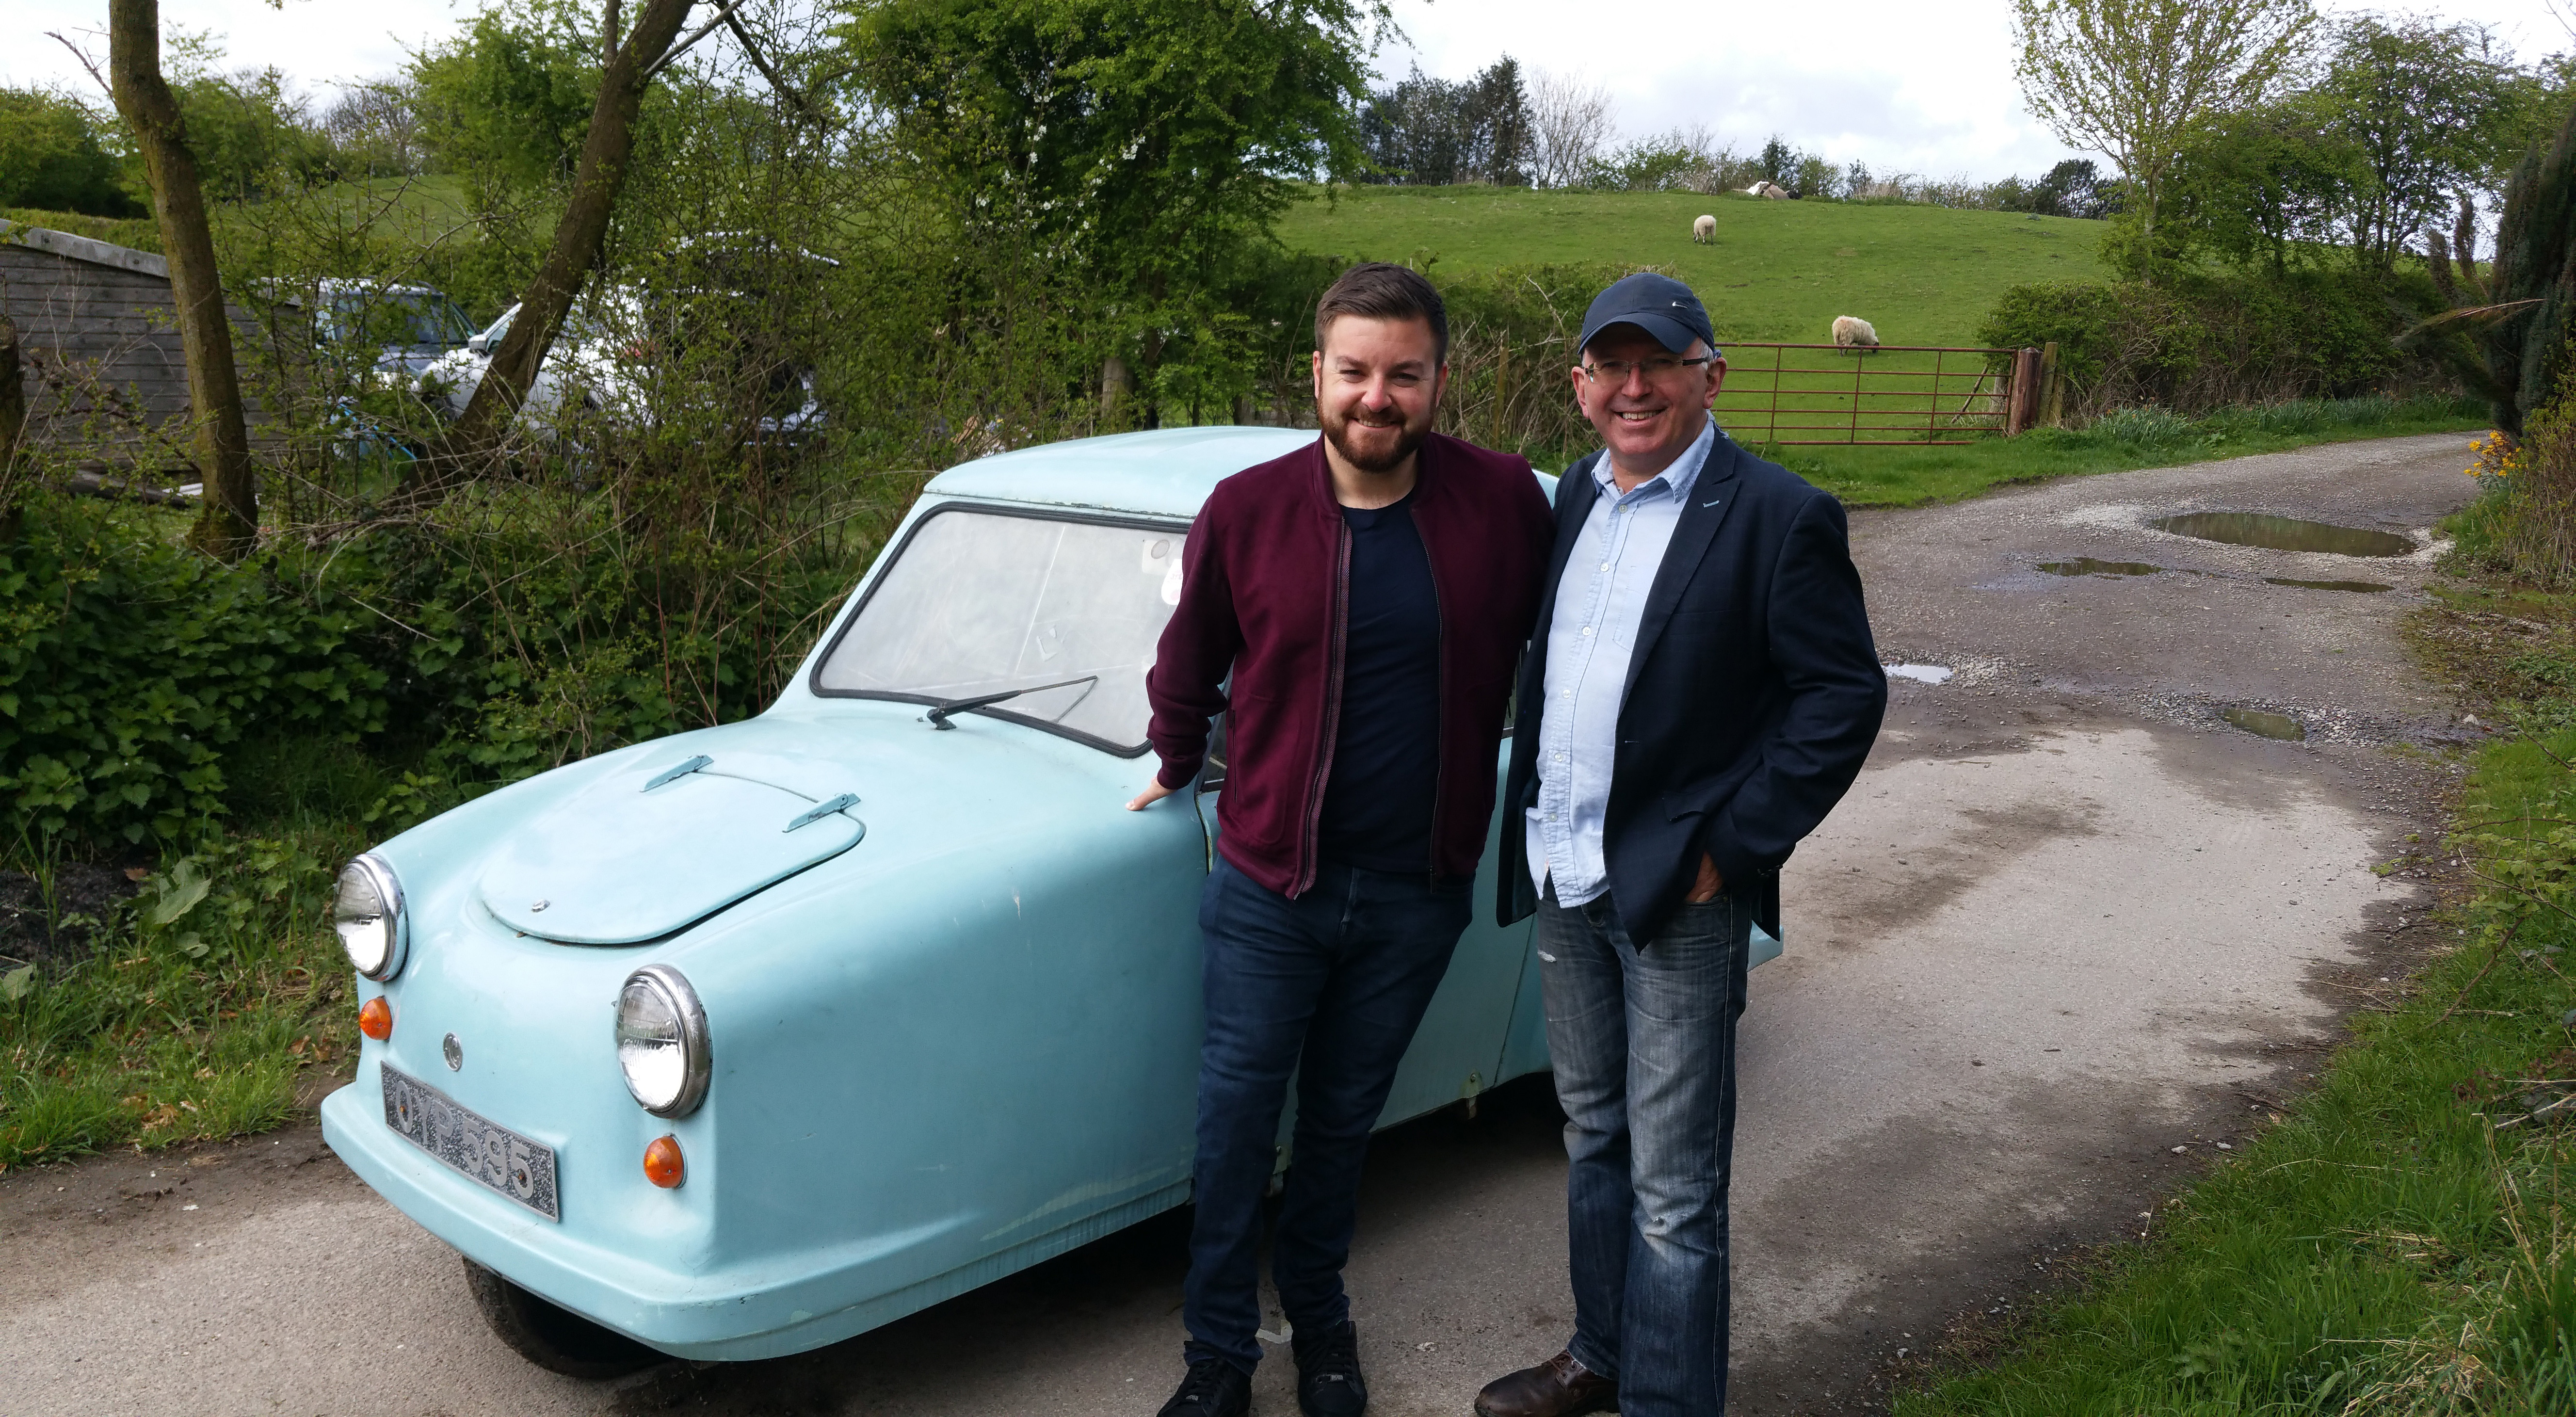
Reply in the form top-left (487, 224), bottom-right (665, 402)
top-left (147, 859), bottom-right (212, 928)
top-left (0, 964), bottom-right (34, 1002)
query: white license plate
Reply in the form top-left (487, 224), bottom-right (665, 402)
top-left (381, 1063), bottom-right (561, 1221)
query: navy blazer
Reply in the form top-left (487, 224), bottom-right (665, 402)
top-left (1499, 429), bottom-right (1887, 943)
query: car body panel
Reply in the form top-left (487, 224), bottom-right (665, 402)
top-left (321, 426), bottom-right (1774, 1363)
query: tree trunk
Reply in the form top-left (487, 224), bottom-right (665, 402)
top-left (410, 0), bottom-right (696, 499)
top-left (108, 0), bottom-right (257, 559)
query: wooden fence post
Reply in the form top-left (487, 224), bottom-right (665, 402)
top-left (2038, 341), bottom-right (2063, 428)
top-left (2006, 347), bottom-right (2041, 435)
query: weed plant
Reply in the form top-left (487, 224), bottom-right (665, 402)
top-left (0, 742), bottom-right (377, 1168)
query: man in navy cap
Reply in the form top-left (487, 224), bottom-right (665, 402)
top-left (1473, 274), bottom-right (1885, 1417)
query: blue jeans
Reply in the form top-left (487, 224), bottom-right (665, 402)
top-left (1538, 886), bottom-right (1752, 1416)
top-left (1183, 855), bottom-right (1473, 1374)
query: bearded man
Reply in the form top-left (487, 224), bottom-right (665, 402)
top-left (1128, 262), bottom-right (1554, 1417)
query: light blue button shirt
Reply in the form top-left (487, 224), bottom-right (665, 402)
top-left (1526, 417), bottom-right (1717, 904)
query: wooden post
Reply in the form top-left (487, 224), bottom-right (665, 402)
top-left (1100, 355), bottom-right (1134, 423)
top-left (2006, 348), bottom-right (2041, 435)
top-left (2038, 340), bottom-right (2063, 428)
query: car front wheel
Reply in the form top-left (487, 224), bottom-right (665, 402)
top-left (461, 1257), bottom-right (664, 1379)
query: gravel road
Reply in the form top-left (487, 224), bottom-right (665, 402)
top-left (0, 432), bottom-right (2478, 1416)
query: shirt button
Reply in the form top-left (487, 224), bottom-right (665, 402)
top-left (1598, 562), bottom-right (1610, 571)
top-left (1580, 626), bottom-right (1592, 636)
top-left (1554, 753), bottom-right (1566, 762)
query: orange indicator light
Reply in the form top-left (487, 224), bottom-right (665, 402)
top-left (644, 1135), bottom-right (685, 1189)
top-left (358, 996), bottom-right (393, 1040)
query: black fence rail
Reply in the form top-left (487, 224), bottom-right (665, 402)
top-left (1716, 343), bottom-right (2041, 446)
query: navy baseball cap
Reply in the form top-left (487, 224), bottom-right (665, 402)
top-left (1578, 273), bottom-right (1718, 356)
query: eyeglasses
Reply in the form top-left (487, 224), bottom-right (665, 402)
top-left (1580, 354), bottom-right (1717, 385)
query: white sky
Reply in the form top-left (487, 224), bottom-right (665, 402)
top-left (8, 0), bottom-right (2575, 181)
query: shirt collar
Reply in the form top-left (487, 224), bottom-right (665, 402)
top-left (1593, 415), bottom-right (1716, 504)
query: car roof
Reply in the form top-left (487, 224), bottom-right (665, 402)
top-left (925, 426), bottom-right (1317, 521)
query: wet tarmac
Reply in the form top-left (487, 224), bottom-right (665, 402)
top-left (2220, 707), bottom-right (2308, 741)
top-left (2149, 511), bottom-right (2417, 557)
top-left (1884, 664), bottom-right (1955, 684)
top-left (2264, 577), bottom-right (2394, 594)
top-left (2038, 557), bottom-right (2162, 577)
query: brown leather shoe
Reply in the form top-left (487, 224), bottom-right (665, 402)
top-left (1473, 1351), bottom-right (1617, 1417)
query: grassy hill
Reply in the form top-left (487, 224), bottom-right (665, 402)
top-left (1272, 185), bottom-right (2110, 350)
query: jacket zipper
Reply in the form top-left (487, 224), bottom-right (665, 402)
top-left (1417, 505), bottom-right (1449, 890)
top-left (1296, 515), bottom-right (1352, 897)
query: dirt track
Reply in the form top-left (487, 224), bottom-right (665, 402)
top-left (0, 432), bottom-right (2478, 1416)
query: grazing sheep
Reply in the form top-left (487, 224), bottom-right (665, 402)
top-left (1692, 213), bottom-right (1716, 243)
top-left (1832, 315), bottom-right (1880, 351)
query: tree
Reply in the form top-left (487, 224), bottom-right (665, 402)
top-left (1527, 68), bottom-right (1612, 189)
top-left (2011, 0), bottom-right (2318, 262)
top-left (2428, 96), bottom-right (2576, 436)
top-left (412, 9), bottom-right (606, 193)
top-left (1358, 58), bottom-right (1530, 186)
top-left (2311, 14), bottom-right (2528, 275)
top-left (841, 0), bottom-right (1388, 417)
top-left (106, 0), bottom-right (258, 558)
top-left (0, 88), bottom-right (138, 216)
top-left (418, 0), bottom-right (700, 494)
top-left (2029, 158), bottom-right (2116, 218)
top-left (2172, 99), bottom-right (2347, 272)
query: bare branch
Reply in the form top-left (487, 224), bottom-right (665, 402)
top-left (723, 10), bottom-right (812, 112)
top-left (642, 0), bottom-right (749, 82)
top-left (46, 30), bottom-right (113, 97)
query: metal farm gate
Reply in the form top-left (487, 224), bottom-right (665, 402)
top-left (1714, 343), bottom-right (2044, 446)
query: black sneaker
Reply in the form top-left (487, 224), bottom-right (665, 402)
top-left (1293, 1320), bottom-right (1368, 1417)
top-left (1158, 1357), bottom-right (1252, 1417)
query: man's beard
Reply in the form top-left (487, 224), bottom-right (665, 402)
top-left (1321, 404), bottom-right (1428, 475)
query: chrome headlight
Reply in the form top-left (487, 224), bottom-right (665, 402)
top-left (333, 854), bottom-right (408, 982)
top-left (616, 966), bottom-right (710, 1118)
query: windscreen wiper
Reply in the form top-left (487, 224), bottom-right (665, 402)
top-left (922, 675), bottom-right (1099, 730)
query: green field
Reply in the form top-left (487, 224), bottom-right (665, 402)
top-left (1274, 185), bottom-right (2111, 348)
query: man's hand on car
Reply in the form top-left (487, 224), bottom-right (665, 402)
top-left (1127, 779), bottom-right (1178, 811)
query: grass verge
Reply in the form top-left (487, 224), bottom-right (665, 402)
top-left (0, 738), bottom-right (393, 1170)
top-left (1766, 395), bottom-right (2491, 508)
top-left (1893, 501), bottom-right (2576, 1414)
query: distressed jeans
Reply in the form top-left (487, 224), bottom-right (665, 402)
top-left (1182, 855), bottom-right (1473, 1374)
top-left (1537, 884), bottom-right (1753, 1416)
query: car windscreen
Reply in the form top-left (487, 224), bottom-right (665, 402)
top-left (811, 508), bottom-right (1186, 755)
top-left (326, 293), bottom-right (474, 348)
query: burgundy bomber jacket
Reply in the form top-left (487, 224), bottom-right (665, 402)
top-left (1145, 432), bottom-right (1555, 899)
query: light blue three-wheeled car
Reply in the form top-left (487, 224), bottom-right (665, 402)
top-left (319, 426), bottom-right (1780, 1375)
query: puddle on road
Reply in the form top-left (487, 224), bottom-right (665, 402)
top-left (1885, 664), bottom-right (1954, 684)
top-left (2264, 577), bottom-right (2394, 594)
top-left (2222, 708), bottom-right (2308, 741)
top-left (2039, 557), bottom-right (2163, 577)
top-left (2151, 512), bottom-right (2415, 557)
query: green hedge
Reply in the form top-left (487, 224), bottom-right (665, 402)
top-left (1978, 268), bottom-right (2448, 417)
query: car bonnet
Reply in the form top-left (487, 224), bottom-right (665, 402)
top-left (477, 752), bottom-right (863, 944)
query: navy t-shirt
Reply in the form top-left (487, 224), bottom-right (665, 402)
top-left (1317, 491), bottom-right (1441, 874)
